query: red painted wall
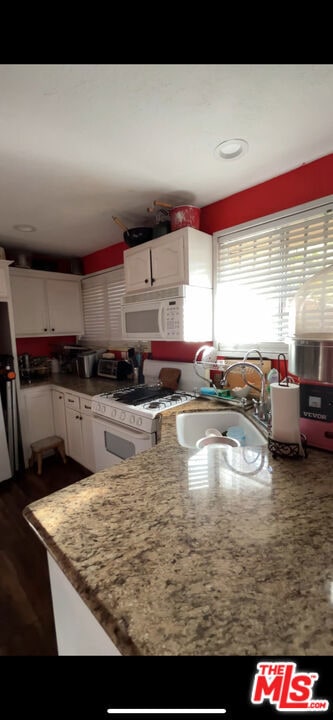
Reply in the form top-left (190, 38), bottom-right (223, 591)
top-left (82, 153), bottom-right (333, 362)
top-left (200, 153), bottom-right (333, 235)
top-left (16, 336), bottom-right (76, 358)
top-left (82, 241), bottom-right (127, 274)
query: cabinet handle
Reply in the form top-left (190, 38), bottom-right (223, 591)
top-left (75, 414), bottom-right (80, 419)
top-left (44, 328), bottom-right (48, 332)
top-left (51, 328), bottom-right (55, 332)
top-left (144, 278), bottom-right (149, 283)
top-left (58, 396), bottom-right (62, 400)
top-left (68, 399), bottom-right (75, 403)
top-left (151, 278), bottom-right (155, 283)
top-left (80, 416), bottom-right (82, 421)
top-left (84, 404), bottom-right (91, 409)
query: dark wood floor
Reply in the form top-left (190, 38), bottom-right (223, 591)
top-left (0, 454), bottom-right (89, 655)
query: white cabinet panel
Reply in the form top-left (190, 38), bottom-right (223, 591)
top-left (124, 227), bottom-right (212, 293)
top-left (124, 246), bottom-right (151, 292)
top-left (21, 386), bottom-right (55, 466)
top-left (47, 279), bottom-right (83, 334)
top-left (150, 234), bottom-right (185, 288)
top-left (0, 263), bottom-right (10, 298)
top-left (10, 275), bottom-right (47, 334)
top-left (65, 394), bottom-right (95, 472)
top-left (81, 412), bottom-right (95, 473)
top-left (66, 407), bottom-right (83, 465)
top-left (10, 268), bottom-right (83, 337)
top-left (52, 390), bottom-right (68, 453)
top-left (47, 553), bottom-right (120, 655)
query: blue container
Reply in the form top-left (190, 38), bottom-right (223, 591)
top-left (226, 426), bottom-right (246, 446)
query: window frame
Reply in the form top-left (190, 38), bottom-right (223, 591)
top-left (213, 193), bottom-right (333, 358)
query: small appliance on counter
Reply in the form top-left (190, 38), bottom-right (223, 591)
top-left (288, 264), bottom-right (333, 451)
top-left (300, 381), bottom-right (333, 451)
top-left (18, 355), bottom-right (51, 384)
top-left (75, 350), bottom-right (97, 379)
top-left (97, 357), bottom-right (134, 381)
top-left (59, 344), bottom-right (95, 374)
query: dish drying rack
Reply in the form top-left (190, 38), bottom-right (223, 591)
top-left (193, 346), bottom-right (254, 410)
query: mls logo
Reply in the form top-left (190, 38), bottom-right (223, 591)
top-left (251, 661), bottom-right (329, 712)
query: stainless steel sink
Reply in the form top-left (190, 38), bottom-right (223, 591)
top-left (176, 409), bottom-right (267, 449)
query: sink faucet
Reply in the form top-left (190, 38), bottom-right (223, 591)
top-left (221, 360), bottom-right (268, 423)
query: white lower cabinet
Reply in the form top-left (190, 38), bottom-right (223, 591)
top-left (21, 386), bottom-right (55, 467)
top-left (20, 385), bottom-right (95, 471)
top-left (52, 390), bottom-right (68, 453)
top-left (47, 552), bottom-right (120, 655)
top-left (65, 393), bottom-right (95, 472)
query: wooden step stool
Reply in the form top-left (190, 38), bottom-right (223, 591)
top-left (29, 435), bottom-right (67, 476)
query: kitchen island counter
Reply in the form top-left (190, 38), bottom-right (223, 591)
top-left (23, 398), bottom-right (333, 655)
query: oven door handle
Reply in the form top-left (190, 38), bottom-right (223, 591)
top-left (92, 415), bottom-right (152, 440)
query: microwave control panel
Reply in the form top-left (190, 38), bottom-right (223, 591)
top-left (165, 300), bottom-right (181, 337)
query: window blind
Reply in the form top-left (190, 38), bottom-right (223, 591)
top-left (214, 199), bottom-right (333, 356)
top-left (81, 267), bottom-right (125, 345)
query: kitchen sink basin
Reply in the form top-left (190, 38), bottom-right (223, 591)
top-left (176, 410), bottom-right (267, 449)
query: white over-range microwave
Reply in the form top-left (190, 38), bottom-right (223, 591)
top-left (121, 285), bottom-right (212, 341)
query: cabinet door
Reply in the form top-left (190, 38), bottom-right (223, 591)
top-left (47, 279), bottom-right (83, 335)
top-left (0, 266), bottom-right (8, 298)
top-left (52, 390), bottom-right (68, 453)
top-left (23, 388), bottom-right (55, 458)
top-left (124, 246), bottom-right (151, 292)
top-left (151, 234), bottom-right (185, 288)
top-left (11, 275), bottom-right (48, 335)
top-left (81, 412), bottom-right (95, 472)
top-left (66, 407), bottom-right (83, 465)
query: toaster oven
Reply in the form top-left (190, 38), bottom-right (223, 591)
top-left (97, 358), bottom-right (133, 380)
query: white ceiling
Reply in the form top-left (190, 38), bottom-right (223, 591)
top-left (1, 63), bottom-right (333, 258)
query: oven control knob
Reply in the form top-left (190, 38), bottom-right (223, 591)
top-left (100, 404), bottom-right (106, 414)
top-left (110, 407), bottom-right (117, 418)
top-left (136, 417), bottom-right (142, 426)
top-left (130, 414), bottom-right (135, 424)
top-left (120, 411), bottom-right (126, 422)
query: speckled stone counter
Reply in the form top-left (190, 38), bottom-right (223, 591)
top-left (19, 373), bottom-right (127, 395)
top-left (23, 399), bottom-right (333, 656)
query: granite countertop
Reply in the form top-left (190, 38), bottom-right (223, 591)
top-left (23, 398), bottom-right (333, 656)
top-left (19, 372), bottom-right (128, 396)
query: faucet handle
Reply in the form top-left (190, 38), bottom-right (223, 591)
top-left (252, 398), bottom-right (259, 415)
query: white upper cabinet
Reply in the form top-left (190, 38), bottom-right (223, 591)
top-left (0, 260), bottom-right (12, 299)
top-left (124, 227), bottom-right (212, 293)
top-left (10, 268), bottom-right (84, 337)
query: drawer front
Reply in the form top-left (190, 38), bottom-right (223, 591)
top-left (80, 397), bottom-right (92, 413)
top-left (65, 393), bottom-right (80, 410)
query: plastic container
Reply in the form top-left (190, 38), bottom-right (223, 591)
top-left (226, 426), bottom-right (246, 446)
top-left (267, 368), bottom-right (279, 385)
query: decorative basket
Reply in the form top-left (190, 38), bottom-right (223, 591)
top-left (268, 433), bottom-right (307, 459)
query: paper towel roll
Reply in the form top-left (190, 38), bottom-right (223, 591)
top-left (270, 382), bottom-right (301, 445)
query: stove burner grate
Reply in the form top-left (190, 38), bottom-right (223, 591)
top-left (145, 400), bottom-right (166, 409)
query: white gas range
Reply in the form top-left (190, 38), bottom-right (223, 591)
top-left (91, 360), bottom-right (197, 472)
top-left (91, 384), bottom-right (193, 433)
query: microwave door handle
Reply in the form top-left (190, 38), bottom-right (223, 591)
top-left (158, 303), bottom-right (166, 337)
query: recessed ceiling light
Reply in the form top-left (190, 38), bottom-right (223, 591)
top-left (13, 224), bottom-right (37, 232)
top-left (215, 138), bottom-right (248, 160)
